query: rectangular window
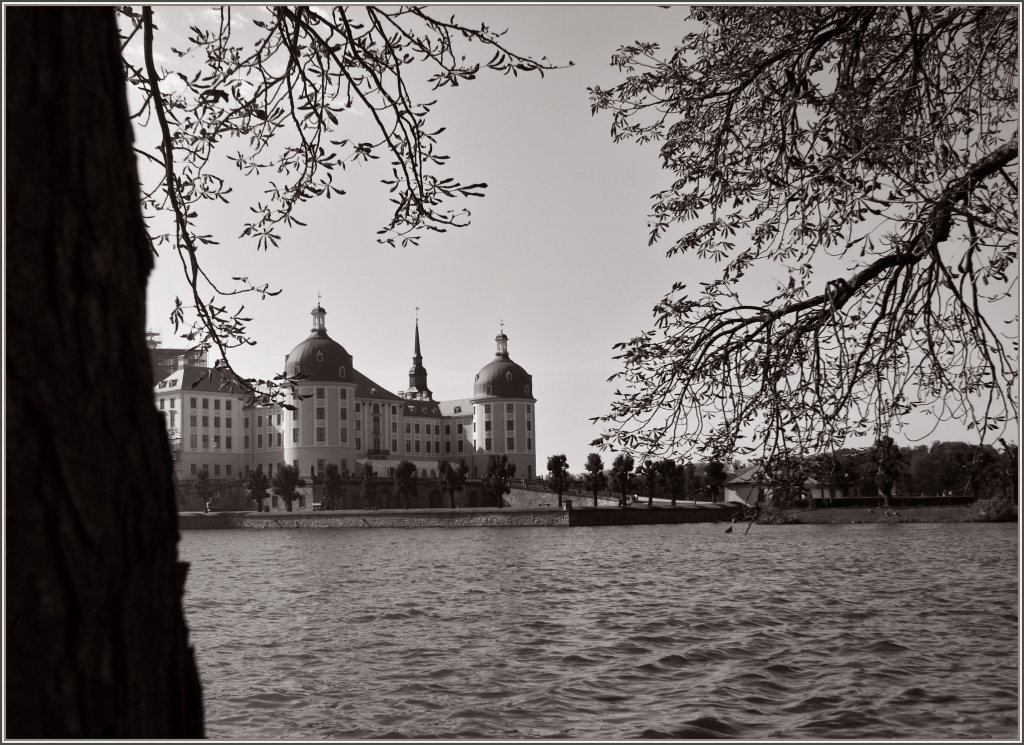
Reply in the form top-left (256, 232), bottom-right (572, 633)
top-left (340, 407), bottom-right (348, 420)
top-left (203, 398), bottom-right (209, 409)
top-left (356, 419), bottom-right (361, 432)
top-left (226, 436), bottom-right (232, 450)
top-left (405, 422), bottom-right (411, 434)
top-left (159, 399), bottom-right (165, 410)
top-left (458, 441), bottom-right (464, 453)
top-left (485, 437), bottom-right (492, 451)
top-left (189, 434), bottom-right (197, 449)
top-left (445, 424), bottom-right (451, 435)
top-left (355, 438), bottom-right (361, 450)
top-left (445, 442), bottom-right (451, 453)
top-left (527, 405), bottom-right (532, 414)
top-left (244, 435), bottom-right (250, 449)
top-left (507, 437), bottom-right (515, 451)
top-left (257, 415), bottom-right (263, 427)
top-left (170, 399), bottom-right (175, 409)
top-left (226, 464), bottom-right (232, 476)
top-left (213, 435), bottom-right (220, 449)
top-left (391, 421), bottom-right (397, 433)
top-left (226, 417), bottom-right (232, 428)
top-left (526, 420), bottom-right (532, 432)
top-left (458, 423), bottom-right (464, 434)
top-left (506, 420), bottom-right (514, 431)
top-left (214, 464), bottom-right (220, 476)
top-left (214, 416), bottom-right (221, 428)
top-left (391, 405), bottom-right (397, 415)
top-left (244, 416), bottom-right (250, 428)
top-left (257, 434), bottom-right (263, 449)
top-left (506, 403), bottom-right (514, 414)
top-left (190, 397), bottom-right (197, 409)
top-left (415, 441), bottom-right (420, 453)
top-left (214, 399), bottom-right (221, 410)
top-left (473, 422), bottom-right (476, 433)
top-left (202, 434), bottom-right (209, 449)
top-left (190, 463), bottom-right (197, 475)
top-left (426, 441), bottom-right (431, 453)
top-left (339, 389), bottom-right (347, 401)
top-left (268, 463), bottom-right (273, 476)
top-left (317, 459), bottom-right (325, 476)
top-left (485, 421), bottom-right (492, 432)
top-left (275, 413), bottom-right (281, 425)
top-left (202, 416), bottom-right (209, 428)
top-left (316, 407), bottom-right (325, 420)
top-left (392, 439), bottom-right (398, 451)
top-left (226, 400), bottom-right (232, 411)
top-left (341, 459), bottom-right (348, 474)
top-left (316, 426), bottom-right (325, 443)
top-left (484, 404), bottom-right (491, 415)
top-left (292, 428), bottom-right (299, 444)
top-left (190, 414), bottom-right (197, 427)
top-left (414, 423), bottom-right (420, 434)
top-left (277, 432), bottom-right (282, 447)
top-left (527, 438), bottom-right (533, 451)
top-left (434, 424), bottom-right (440, 435)
top-left (293, 406), bottom-right (299, 420)
top-left (406, 439), bottom-right (411, 452)
top-left (316, 387), bottom-right (325, 400)
top-left (341, 429), bottom-right (348, 443)
top-left (355, 403), bottom-right (361, 412)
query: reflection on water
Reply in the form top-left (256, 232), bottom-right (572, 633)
top-left (180, 522), bottom-right (1019, 740)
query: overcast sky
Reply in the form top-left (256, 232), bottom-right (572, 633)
top-left (140, 4), bottom-right (1005, 471)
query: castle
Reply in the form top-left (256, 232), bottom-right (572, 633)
top-left (153, 303), bottom-right (537, 503)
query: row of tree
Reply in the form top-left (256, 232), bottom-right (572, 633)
top-left (542, 438), bottom-right (1019, 509)
top-left (238, 455), bottom-right (522, 512)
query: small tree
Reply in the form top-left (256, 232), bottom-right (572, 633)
top-left (360, 463), bottom-right (378, 510)
top-left (705, 460), bottom-right (727, 504)
top-left (196, 469), bottom-right (212, 510)
top-left (869, 436), bottom-right (903, 508)
top-left (272, 464), bottom-right (305, 512)
top-left (683, 462), bottom-right (700, 504)
top-left (393, 461), bottom-right (418, 510)
top-left (610, 453), bottom-right (635, 507)
top-left (657, 459), bottom-right (685, 508)
top-left (636, 462), bottom-right (658, 507)
top-left (484, 455), bottom-right (517, 509)
top-left (438, 458), bottom-right (469, 509)
top-left (546, 454), bottom-right (570, 509)
top-left (582, 453), bottom-right (608, 507)
top-left (246, 466), bottom-right (270, 512)
top-left (323, 463), bottom-right (342, 511)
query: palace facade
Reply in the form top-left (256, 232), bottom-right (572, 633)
top-left (153, 304), bottom-right (537, 492)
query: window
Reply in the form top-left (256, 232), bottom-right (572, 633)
top-left (170, 399), bottom-right (175, 409)
top-left (226, 400), bottom-right (232, 411)
top-left (526, 405), bottom-right (532, 414)
top-left (485, 438), bottom-right (492, 451)
top-left (276, 432), bottom-right (282, 447)
top-left (507, 437), bottom-right (515, 451)
top-left (506, 371), bottom-right (513, 382)
top-left (341, 429), bottom-right (348, 443)
top-left (316, 351), bottom-right (324, 362)
top-left (527, 438), bottom-right (533, 451)
top-left (190, 397), bottom-right (197, 408)
top-left (426, 441), bottom-right (431, 453)
top-left (355, 403), bottom-right (361, 412)
top-left (293, 406), bottom-right (299, 420)
top-left (268, 463), bottom-right (273, 476)
top-left (226, 464), bottom-right (232, 476)
top-left (316, 387), bottom-right (325, 400)
top-left (244, 416), bottom-right (250, 427)
top-left (340, 407), bottom-right (348, 420)
top-left (190, 434), bottom-right (197, 449)
top-left (485, 385), bottom-right (493, 395)
top-left (405, 422), bottom-right (410, 434)
top-left (458, 423), bottom-right (464, 434)
top-left (445, 442), bottom-right (451, 453)
top-left (202, 398), bottom-right (209, 409)
top-left (292, 428), bottom-right (299, 444)
top-left (355, 438), bottom-right (361, 450)
top-left (214, 416), bottom-right (221, 428)
top-left (214, 399), bottom-right (220, 410)
top-left (341, 460), bottom-right (348, 474)
top-left (454, 405), bottom-right (462, 414)
top-left (293, 460), bottom-right (298, 470)
top-left (406, 439), bottom-right (411, 452)
top-left (415, 441), bottom-right (420, 453)
top-left (525, 385), bottom-right (531, 396)
top-left (214, 464), bottom-right (220, 476)
top-left (202, 434), bottom-right (209, 449)
top-left (276, 413), bottom-right (281, 425)
top-left (190, 414), bottom-right (197, 427)
top-left (339, 366), bottom-right (346, 378)
top-left (506, 403), bottom-right (514, 414)
top-left (473, 422), bottom-right (476, 433)
top-left (433, 424), bottom-right (439, 435)
top-left (391, 405), bottom-right (397, 415)
top-left (445, 424), bottom-right (451, 435)
top-left (226, 436), bottom-right (232, 450)
top-left (202, 416), bottom-right (209, 427)
top-left (226, 417), bottom-right (232, 428)
top-left (458, 441), bottom-right (464, 453)
top-left (257, 434), bottom-right (263, 449)
top-left (190, 463), bottom-right (197, 475)
top-left (391, 421), bottom-right (397, 433)
top-left (484, 404), bottom-right (491, 415)
top-left (414, 423), bottom-right (420, 434)
top-left (392, 439), bottom-right (398, 451)
top-left (316, 426), bottom-right (325, 443)
top-left (506, 420), bottom-right (514, 431)
top-left (244, 435), bottom-right (250, 449)
top-left (316, 406), bottom-right (325, 420)
top-left (213, 435), bottom-right (220, 449)
top-left (257, 415), bottom-right (263, 427)
top-left (317, 459), bottom-right (325, 476)
top-left (159, 399), bottom-right (165, 410)
top-left (526, 420), bottom-right (532, 432)
top-left (356, 419), bottom-right (361, 431)
top-left (485, 421), bottom-right (492, 432)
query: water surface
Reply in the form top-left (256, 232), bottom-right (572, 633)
top-left (180, 522), bottom-right (1019, 739)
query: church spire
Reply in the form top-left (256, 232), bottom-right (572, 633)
top-left (406, 312), bottom-right (432, 400)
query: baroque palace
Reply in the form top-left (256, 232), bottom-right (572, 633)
top-left (152, 303), bottom-right (537, 499)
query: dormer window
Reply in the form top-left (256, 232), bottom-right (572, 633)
top-left (505, 371), bottom-right (513, 382)
top-left (525, 385), bottom-right (531, 396)
top-left (339, 366), bottom-right (346, 378)
top-left (316, 351), bottom-right (324, 362)
top-left (294, 364), bottom-right (301, 375)
top-left (485, 384), bottom-right (493, 395)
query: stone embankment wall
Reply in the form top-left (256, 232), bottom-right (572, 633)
top-left (568, 506), bottom-right (739, 526)
top-left (180, 509), bottom-right (569, 530)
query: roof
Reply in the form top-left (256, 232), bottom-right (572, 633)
top-left (726, 465), bottom-right (764, 484)
top-left (400, 400), bottom-right (443, 418)
top-left (351, 369), bottom-right (402, 401)
top-left (284, 328), bottom-right (354, 383)
top-left (154, 366), bottom-right (248, 396)
top-left (438, 399), bottom-right (474, 417)
top-left (473, 357), bottom-right (533, 400)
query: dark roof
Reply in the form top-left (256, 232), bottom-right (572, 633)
top-left (473, 356), bottom-right (533, 400)
top-left (154, 366), bottom-right (248, 396)
top-left (284, 328), bottom-right (354, 383)
top-left (400, 400), bottom-right (443, 418)
top-left (351, 368), bottom-right (402, 401)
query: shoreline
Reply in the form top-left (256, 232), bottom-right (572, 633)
top-left (768, 502), bottom-right (1017, 525)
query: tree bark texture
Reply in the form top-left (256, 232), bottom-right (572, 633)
top-left (6, 8), bottom-right (204, 737)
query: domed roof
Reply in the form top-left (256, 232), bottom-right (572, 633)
top-left (473, 331), bottom-right (534, 400)
top-left (284, 305), bottom-right (354, 383)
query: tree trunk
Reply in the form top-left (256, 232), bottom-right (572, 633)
top-left (6, 7), bottom-right (204, 738)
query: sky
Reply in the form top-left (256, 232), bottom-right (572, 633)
top-left (138, 4), bottom-right (1016, 472)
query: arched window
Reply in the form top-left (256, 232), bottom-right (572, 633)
top-left (505, 371), bottom-right (513, 381)
top-left (316, 351), bottom-right (324, 362)
top-left (485, 384), bottom-right (493, 395)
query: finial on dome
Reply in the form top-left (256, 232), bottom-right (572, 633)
top-left (311, 301), bottom-right (327, 332)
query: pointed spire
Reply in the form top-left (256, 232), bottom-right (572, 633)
top-left (413, 318), bottom-right (422, 363)
top-left (406, 311), bottom-right (431, 400)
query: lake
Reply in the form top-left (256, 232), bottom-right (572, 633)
top-left (180, 522), bottom-right (1019, 739)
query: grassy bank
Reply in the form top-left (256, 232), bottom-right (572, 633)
top-left (768, 500), bottom-right (1017, 525)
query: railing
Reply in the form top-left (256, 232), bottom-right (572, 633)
top-left (364, 449), bottom-right (391, 460)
